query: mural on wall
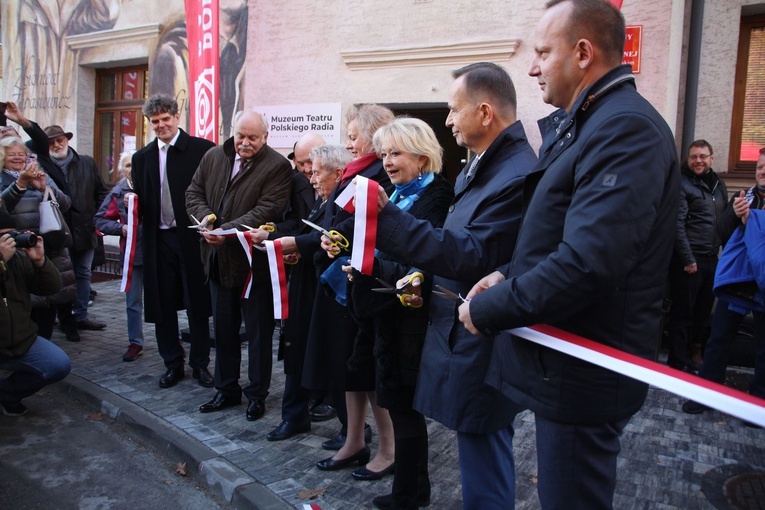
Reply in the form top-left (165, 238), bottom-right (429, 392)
top-left (2, 0), bottom-right (121, 128)
top-left (150, 0), bottom-right (247, 140)
top-left (1, 0), bottom-right (247, 140)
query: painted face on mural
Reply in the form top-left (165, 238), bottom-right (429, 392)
top-left (234, 112), bottom-right (268, 161)
top-left (149, 111), bottom-right (181, 144)
top-left (346, 120), bottom-right (372, 159)
top-left (48, 135), bottom-right (70, 159)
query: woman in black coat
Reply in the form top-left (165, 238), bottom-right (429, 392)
top-left (346, 118), bottom-right (454, 509)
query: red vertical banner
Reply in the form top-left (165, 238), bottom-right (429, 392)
top-left (185, 0), bottom-right (220, 144)
top-left (610, 0), bottom-right (623, 8)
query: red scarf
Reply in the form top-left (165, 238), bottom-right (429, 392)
top-left (341, 152), bottom-right (378, 184)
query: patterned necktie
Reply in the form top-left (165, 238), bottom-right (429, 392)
top-left (465, 156), bottom-right (479, 183)
top-left (160, 145), bottom-right (174, 226)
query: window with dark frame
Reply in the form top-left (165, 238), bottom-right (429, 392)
top-left (730, 14), bottom-right (765, 174)
top-left (94, 66), bottom-right (148, 185)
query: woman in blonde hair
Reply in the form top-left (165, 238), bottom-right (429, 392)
top-left (345, 117), bottom-right (453, 508)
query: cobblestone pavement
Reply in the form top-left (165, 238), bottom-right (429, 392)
top-left (45, 279), bottom-right (765, 509)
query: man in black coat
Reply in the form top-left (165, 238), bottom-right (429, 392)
top-left (461, 1), bottom-right (680, 508)
top-left (373, 63), bottom-right (537, 508)
top-left (666, 140), bottom-right (737, 372)
top-left (130, 95), bottom-right (215, 389)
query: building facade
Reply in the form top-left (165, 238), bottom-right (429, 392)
top-left (1, 0), bottom-right (762, 186)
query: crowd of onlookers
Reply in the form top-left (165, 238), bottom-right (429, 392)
top-left (1, 1), bottom-right (762, 509)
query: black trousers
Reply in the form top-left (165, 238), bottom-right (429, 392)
top-left (210, 278), bottom-right (275, 401)
top-left (156, 229), bottom-right (211, 371)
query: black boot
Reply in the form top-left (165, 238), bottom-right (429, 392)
top-left (373, 435), bottom-right (431, 509)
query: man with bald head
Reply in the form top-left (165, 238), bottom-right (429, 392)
top-left (272, 133), bottom-right (325, 236)
top-left (460, 0), bottom-right (679, 507)
top-left (186, 111), bottom-right (292, 421)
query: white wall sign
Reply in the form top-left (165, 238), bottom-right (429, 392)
top-left (253, 103), bottom-right (342, 149)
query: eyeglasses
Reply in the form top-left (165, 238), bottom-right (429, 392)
top-left (689, 154), bottom-right (711, 161)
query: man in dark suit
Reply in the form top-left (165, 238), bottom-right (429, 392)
top-left (272, 133), bottom-right (323, 236)
top-left (186, 111), bottom-right (292, 421)
top-left (130, 95), bottom-right (215, 389)
top-left (373, 63), bottom-right (537, 509)
top-left (266, 143), bottom-right (351, 441)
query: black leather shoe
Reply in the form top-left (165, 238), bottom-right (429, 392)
top-left (309, 402), bottom-right (337, 422)
top-left (159, 368), bottom-right (184, 388)
top-left (322, 424), bottom-right (373, 451)
top-left (192, 367), bottom-right (215, 388)
top-left (246, 400), bottom-right (266, 421)
top-left (316, 446), bottom-right (371, 471)
top-left (199, 392), bottom-right (241, 413)
top-left (682, 399), bottom-right (708, 414)
top-left (352, 463), bottom-right (395, 481)
top-left (76, 319), bottom-right (107, 330)
top-left (372, 492), bottom-right (431, 509)
top-left (266, 419), bottom-right (311, 441)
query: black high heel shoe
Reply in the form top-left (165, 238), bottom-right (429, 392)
top-left (316, 446), bottom-right (371, 471)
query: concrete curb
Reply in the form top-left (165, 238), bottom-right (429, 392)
top-left (53, 375), bottom-right (292, 510)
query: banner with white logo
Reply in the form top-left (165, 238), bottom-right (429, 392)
top-left (185, 0), bottom-right (220, 144)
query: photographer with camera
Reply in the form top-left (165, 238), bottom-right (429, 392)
top-left (0, 209), bottom-right (71, 416)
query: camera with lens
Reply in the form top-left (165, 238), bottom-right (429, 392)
top-left (7, 230), bottom-right (38, 248)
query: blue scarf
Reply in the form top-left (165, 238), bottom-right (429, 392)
top-left (389, 172), bottom-right (434, 212)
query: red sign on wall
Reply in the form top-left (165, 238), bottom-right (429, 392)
top-left (623, 25), bottom-right (643, 74)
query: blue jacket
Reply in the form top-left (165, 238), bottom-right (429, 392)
top-left (471, 65), bottom-right (680, 425)
top-left (376, 121), bottom-right (537, 433)
top-left (714, 207), bottom-right (765, 313)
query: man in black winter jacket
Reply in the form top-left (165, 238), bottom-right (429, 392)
top-left (666, 140), bottom-right (738, 372)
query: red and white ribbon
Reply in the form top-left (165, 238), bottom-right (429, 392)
top-left (120, 193), bottom-right (139, 293)
top-left (235, 230), bottom-right (253, 298)
top-left (334, 175), bottom-right (379, 275)
top-left (302, 505), bottom-right (322, 510)
top-left (264, 239), bottom-right (289, 319)
top-left (510, 324), bottom-right (765, 427)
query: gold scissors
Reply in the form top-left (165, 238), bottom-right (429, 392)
top-left (301, 219), bottom-right (350, 251)
top-left (241, 223), bottom-right (275, 233)
top-left (188, 213), bottom-right (216, 229)
top-left (432, 284), bottom-right (468, 303)
top-left (372, 272), bottom-right (424, 308)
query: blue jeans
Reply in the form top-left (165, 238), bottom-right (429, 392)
top-left (71, 248), bottom-right (95, 321)
top-left (126, 265), bottom-right (144, 345)
top-left (457, 424), bottom-right (516, 510)
top-left (699, 300), bottom-right (765, 399)
top-left (535, 414), bottom-right (629, 510)
top-left (0, 337), bottom-right (71, 403)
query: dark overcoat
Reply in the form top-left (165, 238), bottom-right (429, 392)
top-left (297, 159), bottom-right (393, 391)
top-left (375, 121), bottom-right (537, 433)
top-left (349, 174), bottom-right (454, 410)
top-left (131, 129), bottom-right (214, 323)
top-left (471, 65), bottom-right (681, 425)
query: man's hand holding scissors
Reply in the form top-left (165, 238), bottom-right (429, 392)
top-left (456, 270), bottom-right (506, 335)
top-left (393, 272), bottom-right (424, 308)
top-left (302, 219), bottom-right (349, 259)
